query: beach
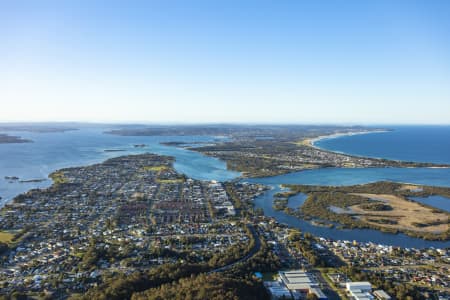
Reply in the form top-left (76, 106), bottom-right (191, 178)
top-left (303, 130), bottom-right (389, 149)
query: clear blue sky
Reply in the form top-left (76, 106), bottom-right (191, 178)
top-left (1, 0), bottom-right (450, 124)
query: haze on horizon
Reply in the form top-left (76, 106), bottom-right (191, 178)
top-left (1, 0), bottom-right (450, 125)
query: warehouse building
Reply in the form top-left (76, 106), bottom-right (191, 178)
top-left (346, 282), bottom-right (373, 300)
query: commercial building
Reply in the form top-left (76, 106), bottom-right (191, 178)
top-left (277, 270), bottom-right (327, 299)
top-left (264, 281), bottom-right (292, 299)
top-left (346, 282), bottom-right (373, 300)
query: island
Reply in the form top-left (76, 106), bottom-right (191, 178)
top-left (281, 181), bottom-right (450, 240)
top-left (0, 134), bottom-right (32, 144)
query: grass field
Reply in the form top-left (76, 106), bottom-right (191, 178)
top-left (50, 171), bottom-right (68, 184)
top-left (142, 165), bottom-right (168, 172)
top-left (156, 178), bottom-right (185, 184)
top-left (0, 231), bottom-right (14, 243)
top-left (350, 193), bottom-right (449, 234)
top-left (294, 139), bottom-right (313, 146)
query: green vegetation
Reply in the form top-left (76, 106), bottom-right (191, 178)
top-left (359, 203), bottom-right (393, 211)
top-left (131, 273), bottom-right (267, 300)
top-left (272, 198), bottom-right (288, 211)
top-left (49, 171), bottom-right (68, 184)
top-left (0, 242), bottom-right (9, 256)
top-left (284, 181), bottom-right (450, 240)
top-left (344, 266), bottom-right (425, 300)
top-left (72, 263), bottom-right (210, 300)
top-left (141, 165), bottom-right (168, 172)
top-left (290, 232), bottom-right (336, 268)
top-left (224, 182), bottom-right (268, 218)
top-left (70, 193), bottom-right (282, 300)
top-left (155, 178), bottom-right (185, 184)
top-left (73, 227), bottom-right (279, 300)
top-left (10, 226), bottom-right (32, 243)
top-left (367, 218), bottom-right (398, 225)
top-left (225, 183), bottom-right (243, 215)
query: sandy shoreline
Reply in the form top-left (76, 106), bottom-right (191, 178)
top-left (304, 129), bottom-right (389, 149)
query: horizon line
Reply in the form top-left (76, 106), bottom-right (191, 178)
top-left (1, 121), bottom-right (450, 127)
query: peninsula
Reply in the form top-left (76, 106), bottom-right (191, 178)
top-left (0, 153), bottom-right (448, 300)
top-left (0, 154), bottom-right (271, 299)
top-left (107, 125), bottom-right (450, 177)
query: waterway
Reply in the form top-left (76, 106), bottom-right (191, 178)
top-left (246, 126), bottom-right (450, 248)
top-left (1, 125), bottom-right (449, 248)
top-left (0, 127), bottom-right (239, 206)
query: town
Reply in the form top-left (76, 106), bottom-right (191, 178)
top-left (0, 155), bottom-right (263, 298)
top-left (0, 154), bottom-right (449, 299)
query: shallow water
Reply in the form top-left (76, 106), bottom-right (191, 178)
top-left (1, 125), bottom-right (449, 248)
top-left (0, 127), bottom-right (239, 205)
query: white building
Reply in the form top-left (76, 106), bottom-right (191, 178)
top-left (278, 270), bottom-right (327, 299)
top-left (264, 281), bottom-right (292, 299)
top-left (346, 282), bottom-right (373, 300)
top-left (279, 270), bottom-right (314, 291)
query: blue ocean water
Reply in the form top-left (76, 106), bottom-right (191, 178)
top-left (1, 125), bottom-right (449, 248)
top-left (246, 126), bottom-right (450, 248)
top-left (315, 126), bottom-right (450, 164)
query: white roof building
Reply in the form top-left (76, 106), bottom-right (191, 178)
top-left (279, 270), bottom-right (315, 290)
top-left (265, 281), bottom-right (292, 299)
top-left (278, 270), bottom-right (327, 299)
top-left (346, 281), bottom-right (373, 300)
top-left (346, 282), bottom-right (372, 292)
top-left (373, 290), bottom-right (392, 300)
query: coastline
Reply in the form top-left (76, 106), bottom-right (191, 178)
top-left (303, 130), bottom-right (450, 170)
top-left (2, 129), bottom-right (450, 250)
top-left (0, 132), bottom-right (240, 208)
top-left (304, 129), bottom-right (389, 150)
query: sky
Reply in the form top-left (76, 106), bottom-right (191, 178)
top-left (1, 0), bottom-right (450, 124)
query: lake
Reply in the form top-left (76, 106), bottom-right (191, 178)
top-left (1, 125), bottom-right (449, 248)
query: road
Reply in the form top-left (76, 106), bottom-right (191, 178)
top-left (209, 224), bottom-right (261, 273)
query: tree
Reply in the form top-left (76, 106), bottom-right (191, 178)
top-left (288, 229), bottom-right (301, 242)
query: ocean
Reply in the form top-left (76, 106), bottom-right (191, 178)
top-left (315, 125), bottom-right (450, 164)
top-left (1, 125), bottom-right (449, 248)
top-left (247, 125), bottom-right (450, 248)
